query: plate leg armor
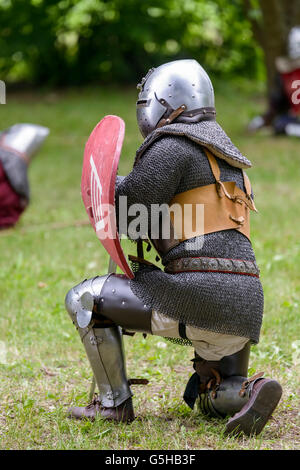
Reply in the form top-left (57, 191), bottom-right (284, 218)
top-left (65, 274), bottom-right (152, 422)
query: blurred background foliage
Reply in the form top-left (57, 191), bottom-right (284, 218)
top-left (0, 0), bottom-right (265, 87)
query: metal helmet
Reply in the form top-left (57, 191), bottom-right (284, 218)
top-left (136, 59), bottom-right (215, 138)
top-left (288, 26), bottom-right (300, 60)
top-left (0, 123), bottom-right (49, 163)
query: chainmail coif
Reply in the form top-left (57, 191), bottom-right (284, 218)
top-left (116, 122), bottom-right (263, 343)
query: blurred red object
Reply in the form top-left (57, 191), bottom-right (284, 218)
top-left (0, 161), bottom-right (26, 229)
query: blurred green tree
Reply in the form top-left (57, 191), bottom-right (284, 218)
top-left (0, 0), bottom-right (266, 86)
top-left (244, 0), bottom-right (300, 92)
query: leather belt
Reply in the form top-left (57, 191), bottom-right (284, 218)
top-left (165, 256), bottom-right (260, 277)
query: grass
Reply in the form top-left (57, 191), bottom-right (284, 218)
top-left (0, 83), bottom-right (299, 450)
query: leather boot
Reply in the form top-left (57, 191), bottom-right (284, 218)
top-left (184, 343), bottom-right (282, 436)
top-left (225, 377), bottom-right (282, 436)
top-left (68, 396), bottom-right (135, 423)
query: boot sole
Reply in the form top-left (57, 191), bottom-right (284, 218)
top-left (225, 380), bottom-right (282, 437)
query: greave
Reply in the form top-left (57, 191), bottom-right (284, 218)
top-left (80, 325), bottom-right (132, 408)
top-left (65, 277), bottom-right (132, 408)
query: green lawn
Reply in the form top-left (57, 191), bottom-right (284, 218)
top-left (0, 84), bottom-right (299, 450)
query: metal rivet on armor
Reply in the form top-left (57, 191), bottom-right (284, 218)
top-left (100, 298), bottom-right (104, 302)
top-left (122, 300), bottom-right (126, 305)
top-left (144, 304), bottom-right (148, 309)
top-left (112, 289), bottom-right (116, 294)
top-left (90, 335), bottom-right (96, 345)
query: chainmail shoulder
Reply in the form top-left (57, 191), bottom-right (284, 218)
top-left (135, 121), bottom-right (252, 169)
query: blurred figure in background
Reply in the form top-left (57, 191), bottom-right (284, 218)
top-left (0, 124), bottom-right (49, 229)
top-left (248, 26), bottom-right (300, 137)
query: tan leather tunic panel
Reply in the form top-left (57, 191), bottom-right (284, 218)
top-left (169, 150), bottom-right (256, 242)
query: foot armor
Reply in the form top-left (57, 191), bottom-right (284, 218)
top-left (68, 396), bottom-right (135, 423)
top-left (184, 342), bottom-right (282, 435)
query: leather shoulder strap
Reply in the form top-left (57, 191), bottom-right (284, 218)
top-left (242, 171), bottom-right (252, 198)
top-left (204, 148), bottom-right (251, 195)
top-left (203, 148), bottom-right (221, 181)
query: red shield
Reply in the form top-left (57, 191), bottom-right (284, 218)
top-left (81, 115), bottom-right (134, 279)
